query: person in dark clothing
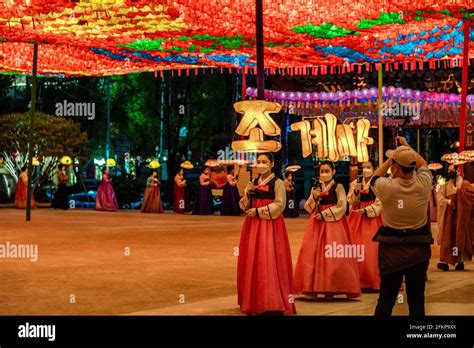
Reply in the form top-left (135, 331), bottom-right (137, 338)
top-left (52, 164), bottom-right (69, 210)
top-left (371, 136), bottom-right (433, 316)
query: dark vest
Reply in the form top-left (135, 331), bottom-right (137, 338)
top-left (359, 185), bottom-right (376, 202)
top-left (320, 183), bottom-right (338, 205)
top-left (252, 177), bottom-right (276, 200)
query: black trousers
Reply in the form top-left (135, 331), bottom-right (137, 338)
top-left (374, 259), bottom-right (429, 316)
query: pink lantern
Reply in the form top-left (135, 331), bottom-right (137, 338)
top-left (361, 88), bottom-right (369, 98)
top-left (320, 92), bottom-right (328, 100)
top-left (448, 94), bottom-right (456, 103)
top-left (304, 92), bottom-right (311, 101)
top-left (296, 92), bottom-right (303, 100)
top-left (337, 91), bottom-right (345, 100)
top-left (312, 92), bottom-right (320, 100)
top-left (328, 92), bottom-right (336, 100)
top-left (344, 91), bottom-right (352, 99)
top-left (382, 86), bottom-right (387, 96)
top-left (369, 87), bottom-right (378, 98)
top-left (353, 90), bottom-right (361, 99)
top-left (395, 87), bottom-right (403, 96)
top-left (420, 91), bottom-right (428, 99)
top-left (414, 90), bottom-right (421, 99)
top-left (281, 92), bottom-right (287, 99)
top-left (405, 89), bottom-right (413, 98)
top-left (246, 87), bottom-right (253, 96)
top-left (388, 86), bottom-right (396, 96)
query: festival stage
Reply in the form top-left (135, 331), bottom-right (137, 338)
top-left (0, 208), bottom-right (473, 316)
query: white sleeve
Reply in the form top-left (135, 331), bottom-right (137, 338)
top-left (257, 179), bottom-right (286, 220)
top-left (364, 197), bottom-right (382, 217)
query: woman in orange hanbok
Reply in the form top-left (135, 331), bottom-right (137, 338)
top-left (15, 165), bottom-right (36, 209)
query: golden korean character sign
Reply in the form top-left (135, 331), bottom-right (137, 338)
top-left (231, 100), bottom-right (282, 153)
top-left (291, 114), bottom-right (373, 163)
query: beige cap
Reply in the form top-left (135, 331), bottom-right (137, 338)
top-left (386, 146), bottom-right (417, 168)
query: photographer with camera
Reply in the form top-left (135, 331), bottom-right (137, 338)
top-left (371, 136), bottom-right (433, 316)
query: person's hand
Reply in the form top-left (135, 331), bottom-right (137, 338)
top-left (396, 136), bottom-right (409, 147)
top-left (447, 199), bottom-right (452, 205)
top-left (353, 209), bottom-right (365, 214)
top-left (246, 208), bottom-right (257, 218)
top-left (315, 213), bottom-right (323, 220)
top-left (311, 187), bottom-right (321, 198)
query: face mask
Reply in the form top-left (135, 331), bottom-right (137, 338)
top-left (362, 168), bottom-right (373, 178)
top-left (257, 164), bottom-right (271, 175)
top-left (448, 172), bottom-right (457, 180)
top-left (320, 173), bottom-right (333, 182)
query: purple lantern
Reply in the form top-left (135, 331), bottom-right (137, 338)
top-left (369, 87), bottom-right (378, 98)
top-left (321, 92), bottom-right (328, 101)
top-left (337, 91), bottom-right (345, 100)
top-left (353, 90), bottom-right (361, 99)
top-left (312, 92), bottom-right (320, 101)
top-left (361, 88), bottom-right (369, 98)
top-left (328, 92), bottom-right (336, 101)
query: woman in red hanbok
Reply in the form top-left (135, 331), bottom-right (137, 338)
top-left (294, 160), bottom-right (361, 300)
top-left (237, 153), bottom-right (296, 315)
top-left (347, 160), bottom-right (383, 291)
top-left (95, 167), bottom-right (118, 211)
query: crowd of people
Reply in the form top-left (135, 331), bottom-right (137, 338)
top-left (236, 137), bottom-right (473, 317)
top-left (12, 136), bottom-right (473, 317)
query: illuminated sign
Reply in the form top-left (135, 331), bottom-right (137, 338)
top-left (291, 114), bottom-right (373, 163)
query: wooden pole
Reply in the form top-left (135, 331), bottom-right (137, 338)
top-left (26, 42), bottom-right (38, 222)
top-left (255, 0), bottom-right (264, 100)
top-left (459, 19), bottom-right (470, 153)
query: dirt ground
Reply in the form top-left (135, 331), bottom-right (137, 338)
top-left (0, 208), bottom-right (472, 315)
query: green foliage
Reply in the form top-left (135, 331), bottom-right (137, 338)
top-left (0, 112), bottom-right (88, 159)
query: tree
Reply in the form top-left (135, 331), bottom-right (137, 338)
top-left (0, 112), bottom-right (88, 184)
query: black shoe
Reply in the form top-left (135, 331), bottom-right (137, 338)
top-left (455, 262), bottom-right (464, 271)
top-left (437, 262), bottom-right (449, 271)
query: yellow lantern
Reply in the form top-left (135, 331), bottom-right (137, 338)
top-left (60, 155), bottom-right (73, 165)
top-left (146, 159), bottom-right (161, 169)
top-left (106, 158), bottom-right (116, 167)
